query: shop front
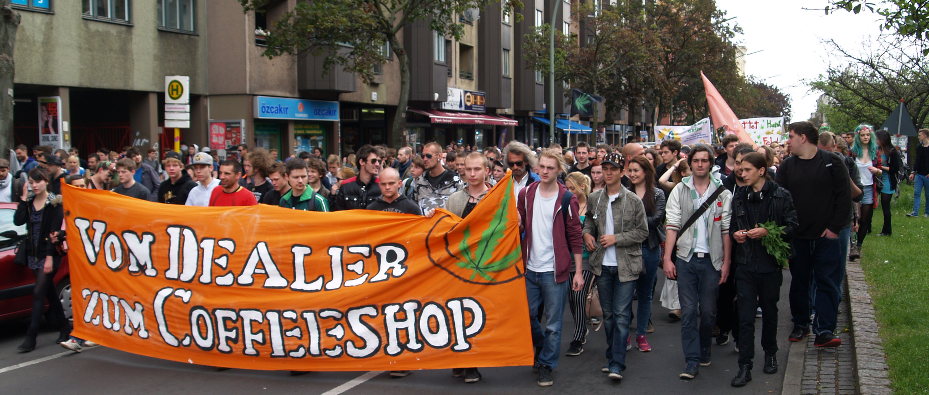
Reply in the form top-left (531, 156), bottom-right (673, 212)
top-left (406, 88), bottom-right (517, 150)
top-left (253, 96), bottom-right (340, 157)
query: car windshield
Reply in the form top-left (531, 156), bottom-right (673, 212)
top-left (0, 208), bottom-right (27, 243)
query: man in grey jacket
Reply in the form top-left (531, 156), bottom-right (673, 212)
top-left (582, 153), bottom-right (649, 382)
top-left (662, 144), bottom-right (732, 380)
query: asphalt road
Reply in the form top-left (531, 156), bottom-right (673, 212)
top-left (0, 275), bottom-right (793, 394)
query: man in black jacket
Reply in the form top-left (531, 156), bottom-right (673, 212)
top-left (157, 153), bottom-right (196, 205)
top-left (776, 122), bottom-right (851, 348)
top-left (331, 145), bottom-right (383, 211)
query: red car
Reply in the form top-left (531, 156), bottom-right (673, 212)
top-left (0, 202), bottom-right (71, 321)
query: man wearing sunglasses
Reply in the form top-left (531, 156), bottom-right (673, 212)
top-left (503, 141), bottom-right (540, 200)
top-left (332, 144), bottom-right (383, 211)
top-left (410, 142), bottom-right (463, 215)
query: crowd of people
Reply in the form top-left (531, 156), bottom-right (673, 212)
top-left (4, 121), bottom-right (926, 387)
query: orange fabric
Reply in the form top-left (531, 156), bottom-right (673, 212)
top-left (64, 173), bottom-right (532, 370)
top-left (701, 71), bottom-right (756, 147)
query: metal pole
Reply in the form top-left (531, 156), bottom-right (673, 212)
top-left (549, 0), bottom-right (562, 147)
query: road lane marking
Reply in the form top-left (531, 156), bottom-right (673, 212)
top-left (0, 351), bottom-right (73, 374)
top-left (321, 371), bottom-right (384, 395)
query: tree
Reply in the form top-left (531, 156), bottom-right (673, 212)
top-left (730, 79), bottom-right (791, 119)
top-left (239, 0), bottom-right (522, 139)
top-left (829, 0), bottom-right (929, 54)
top-left (1, 0), bottom-right (20, 153)
top-left (810, 36), bottom-right (929, 131)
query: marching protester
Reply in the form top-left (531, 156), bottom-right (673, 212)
top-left (411, 142), bottom-right (463, 214)
top-left (729, 152), bottom-right (798, 387)
top-left (395, 146), bottom-right (413, 178)
top-left (279, 160), bottom-right (329, 211)
top-left (715, 135), bottom-right (740, 177)
top-left (657, 140), bottom-right (683, 185)
top-left (909, 129), bottom-right (929, 218)
top-left (584, 153), bottom-right (649, 381)
top-left (243, 148), bottom-right (275, 203)
top-left (306, 157), bottom-right (332, 203)
top-left (625, 155), bottom-right (666, 352)
top-left (504, 141), bottom-right (539, 200)
top-left (126, 147), bottom-right (161, 194)
top-left (366, 167), bottom-right (419, 215)
top-left (39, 154), bottom-right (66, 195)
top-left (58, 174), bottom-right (100, 353)
top-left (874, 130), bottom-right (901, 236)
top-left (113, 159), bottom-right (153, 201)
top-left (332, 145), bottom-right (382, 211)
top-left (88, 160), bottom-right (113, 190)
top-left (261, 162), bottom-right (290, 206)
top-left (185, 152), bottom-right (220, 206)
top-left (777, 121), bottom-right (851, 348)
top-left (14, 167), bottom-right (69, 353)
top-left (209, 160), bottom-right (258, 206)
top-left (517, 149), bottom-right (584, 387)
top-left (401, 155), bottom-right (425, 199)
top-left (851, 124), bottom-right (879, 253)
top-left (563, 171), bottom-right (595, 357)
top-left (663, 144), bottom-right (732, 380)
top-left (156, 153), bottom-right (196, 205)
top-left (568, 142), bottom-right (593, 177)
top-left (0, 159), bottom-right (12, 203)
top-left (818, 131), bottom-right (864, 260)
top-left (590, 162), bottom-right (605, 193)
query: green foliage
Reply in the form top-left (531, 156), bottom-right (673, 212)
top-left (829, 0), bottom-right (929, 55)
top-left (758, 220), bottom-right (790, 268)
top-left (455, 184), bottom-right (520, 282)
top-left (858, 183), bottom-right (929, 393)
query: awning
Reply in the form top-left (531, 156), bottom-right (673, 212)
top-left (409, 109), bottom-right (518, 126)
top-left (532, 117), bottom-right (592, 134)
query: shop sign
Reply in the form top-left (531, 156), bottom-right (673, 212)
top-left (440, 88), bottom-right (486, 113)
top-left (295, 123), bottom-right (325, 135)
top-left (255, 96), bottom-right (339, 121)
top-left (208, 120), bottom-right (246, 150)
top-left (38, 96), bottom-right (63, 149)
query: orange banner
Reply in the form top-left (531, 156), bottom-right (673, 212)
top-left (63, 173), bottom-right (532, 371)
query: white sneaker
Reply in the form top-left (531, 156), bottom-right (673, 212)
top-left (60, 339), bottom-right (82, 352)
top-left (82, 340), bottom-right (99, 348)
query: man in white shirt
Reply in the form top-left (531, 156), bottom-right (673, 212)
top-left (185, 152), bottom-right (220, 206)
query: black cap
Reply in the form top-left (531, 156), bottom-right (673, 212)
top-left (43, 155), bottom-right (64, 167)
top-left (164, 151), bottom-right (182, 160)
top-left (601, 153), bottom-right (624, 168)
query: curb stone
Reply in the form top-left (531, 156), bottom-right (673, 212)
top-left (845, 260), bottom-right (893, 395)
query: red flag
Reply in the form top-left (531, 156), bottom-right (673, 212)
top-left (701, 71), bottom-right (755, 146)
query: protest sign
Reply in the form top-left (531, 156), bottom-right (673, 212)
top-left (64, 173), bottom-right (532, 371)
top-left (654, 118), bottom-right (712, 145)
top-left (739, 117), bottom-right (785, 145)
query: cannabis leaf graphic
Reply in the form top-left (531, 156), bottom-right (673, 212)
top-left (574, 94), bottom-right (592, 114)
top-left (454, 183), bottom-right (521, 281)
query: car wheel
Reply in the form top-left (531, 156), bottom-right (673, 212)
top-left (57, 278), bottom-right (73, 323)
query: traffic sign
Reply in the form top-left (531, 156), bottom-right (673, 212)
top-left (165, 75), bottom-right (191, 128)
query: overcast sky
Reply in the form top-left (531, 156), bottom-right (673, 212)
top-left (715, 0), bottom-right (885, 121)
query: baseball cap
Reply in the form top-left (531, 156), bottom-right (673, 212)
top-left (189, 152), bottom-right (213, 167)
top-left (164, 151), bottom-right (182, 160)
top-left (201, 147), bottom-right (211, 153)
top-left (43, 155), bottom-right (64, 167)
top-left (601, 153), bottom-right (624, 168)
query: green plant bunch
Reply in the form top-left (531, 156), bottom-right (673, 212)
top-left (758, 220), bottom-right (790, 268)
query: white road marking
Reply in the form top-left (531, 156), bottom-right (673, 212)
top-left (0, 351), bottom-right (73, 374)
top-left (321, 371), bottom-right (384, 395)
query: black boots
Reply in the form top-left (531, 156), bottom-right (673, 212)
top-left (731, 364), bottom-right (752, 387)
top-left (763, 353), bottom-right (778, 374)
top-left (17, 335), bottom-right (37, 353)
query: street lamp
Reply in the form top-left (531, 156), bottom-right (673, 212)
top-left (549, 0), bottom-right (562, 146)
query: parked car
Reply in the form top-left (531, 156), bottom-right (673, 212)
top-left (0, 202), bottom-right (71, 321)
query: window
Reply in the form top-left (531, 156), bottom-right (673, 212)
top-left (502, 49), bottom-right (510, 77)
top-left (535, 70), bottom-right (543, 84)
top-left (563, 21), bottom-right (570, 35)
top-left (10, 0), bottom-right (51, 12)
top-left (82, 0), bottom-right (130, 23)
top-left (434, 31), bottom-right (446, 63)
top-left (373, 41), bottom-right (390, 75)
top-left (158, 0), bottom-right (196, 33)
top-left (535, 9), bottom-right (543, 27)
top-left (502, 6), bottom-right (510, 24)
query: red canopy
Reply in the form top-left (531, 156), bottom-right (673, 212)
top-left (409, 109), bottom-right (518, 126)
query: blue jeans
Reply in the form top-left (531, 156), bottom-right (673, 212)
top-left (676, 255), bottom-right (720, 363)
top-left (526, 270), bottom-right (568, 369)
top-left (597, 266), bottom-right (636, 372)
top-left (913, 174), bottom-right (929, 215)
top-left (635, 245), bottom-right (660, 336)
top-left (789, 234), bottom-right (846, 335)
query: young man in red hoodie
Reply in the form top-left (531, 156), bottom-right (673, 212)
top-left (517, 149), bottom-right (584, 387)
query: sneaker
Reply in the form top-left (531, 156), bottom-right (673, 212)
top-left (463, 368), bottom-right (482, 383)
top-left (452, 368), bottom-right (465, 377)
top-left (566, 341), bottom-right (584, 356)
top-left (591, 317), bottom-right (603, 332)
top-left (668, 309), bottom-right (681, 321)
top-left (608, 366), bottom-right (623, 381)
top-left (646, 319), bottom-right (655, 333)
top-left (716, 332), bottom-right (730, 346)
top-left (788, 326), bottom-right (810, 342)
top-left (813, 332), bottom-right (842, 348)
top-left (626, 335), bottom-right (633, 351)
top-left (699, 359), bottom-right (712, 367)
top-left (755, 307), bottom-right (763, 318)
top-left (636, 335), bottom-right (652, 352)
top-left (389, 370), bottom-right (411, 378)
top-left (601, 365), bottom-right (610, 373)
top-left (849, 245), bottom-right (861, 260)
top-left (537, 365), bottom-right (554, 387)
top-left (59, 339), bottom-right (82, 352)
top-left (906, 212), bottom-right (919, 217)
top-left (679, 362), bottom-right (699, 380)
top-left (877, 233), bottom-right (892, 237)
top-left (82, 340), bottom-right (99, 348)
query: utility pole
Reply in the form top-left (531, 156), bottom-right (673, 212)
top-left (1, 0), bottom-right (21, 153)
top-left (548, 0), bottom-right (562, 146)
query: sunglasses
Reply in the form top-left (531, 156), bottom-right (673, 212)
top-left (366, 158), bottom-right (382, 165)
top-left (423, 153), bottom-right (434, 159)
top-left (509, 161), bottom-right (524, 168)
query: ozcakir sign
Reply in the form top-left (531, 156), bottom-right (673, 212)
top-left (63, 174), bottom-right (532, 371)
top-left (255, 96), bottom-right (339, 121)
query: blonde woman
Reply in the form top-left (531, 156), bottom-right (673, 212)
top-left (564, 171), bottom-right (598, 357)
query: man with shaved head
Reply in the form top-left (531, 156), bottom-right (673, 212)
top-left (366, 167), bottom-right (421, 215)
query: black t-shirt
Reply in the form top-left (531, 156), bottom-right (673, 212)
top-left (365, 195), bottom-right (422, 215)
top-left (113, 182), bottom-right (152, 201)
top-left (568, 163), bottom-right (592, 178)
top-left (775, 149), bottom-right (852, 238)
top-left (261, 189), bottom-right (285, 206)
top-left (247, 180), bottom-right (274, 203)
